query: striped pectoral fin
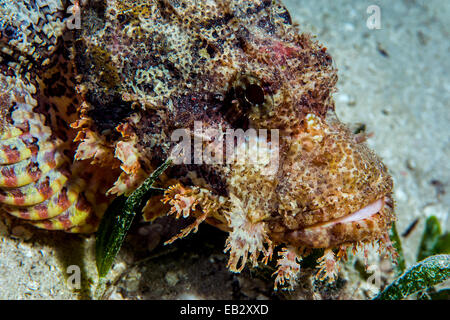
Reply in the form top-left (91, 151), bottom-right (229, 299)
top-left (0, 102), bottom-right (110, 233)
top-left (31, 192), bottom-right (108, 232)
top-left (67, 200), bottom-right (108, 233)
top-left (0, 133), bottom-right (51, 165)
top-left (0, 147), bottom-right (65, 187)
top-left (0, 167), bottom-right (69, 206)
top-left (0, 108), bottom-right (54, 142)
top-left (2, 179), bottom-right (82, 220)
top-left (65, 181), bottom-right (112, 233)
top-left (30, 193), bottom-right (92, 230)
top-left (70, 188), bottom-right (111, 233)
top-left (67, 220), bottom-right (99, 234)
top-left (0, 141), bottom-right (33, 165)
top-left (66, 201), bottom-right (108, 233)
top-left (0, 112), bottom-right (56, 164)
top-left (0, 127), bottom-right (24, 141)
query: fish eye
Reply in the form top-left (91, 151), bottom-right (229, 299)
top-left (244, 83), bottom-right (265, 105)
top-left (222, 73), bottom-right (273, 126)
top-left (232, 74), bottom-right (270, 108)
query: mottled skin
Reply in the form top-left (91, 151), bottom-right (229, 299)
top-left (0, 0), bottom-right (395, 289)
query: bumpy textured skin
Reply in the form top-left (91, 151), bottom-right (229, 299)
top-left (0, 0), bottom-right (396, 289)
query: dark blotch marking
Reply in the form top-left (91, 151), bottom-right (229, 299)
top-left (33, 203), bottom-right (49, 219)
top-left (26, 162), bottom-right (42, 181)
top-left (3, 146), bottom-right (21, 164)
top-left (2, 188), bottom-right (25, 205)
top-left (85, 91), bottom-right (134, 137)
top-left (56, 210), bottom-right (72, 229)
top-left (37, 177), bottom-right (53, 200)
top-left (1, 166), bottom-right (17, 186)
top-left (42, 149), bottom-right (57, 168)
top-left (3, 25), bottom-right (17, 39)
top-left (75, 193), bottom-right (91, 212)
top-left (206, 44), bottom-right (216, 57)
top-left (56, 187), bottom-right (71, 210)
top-left (17, 207), bottom-right (31, 219)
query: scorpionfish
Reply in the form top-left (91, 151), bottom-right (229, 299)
top-left (0, 0), bottom-right (396, 289)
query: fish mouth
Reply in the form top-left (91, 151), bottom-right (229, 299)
top-left (285, 196), bottom-right (394, 248)
top-left (306, 198), bottom-right (385, 229)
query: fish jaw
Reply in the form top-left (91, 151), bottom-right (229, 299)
top-left (281, 196), bottom-right (395, 249)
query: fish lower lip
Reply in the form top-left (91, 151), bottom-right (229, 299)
top-left (305, 197), bottom-right (385, 230)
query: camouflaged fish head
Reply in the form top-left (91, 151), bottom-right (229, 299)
top-left (0, 0), bottom-right (395, 289)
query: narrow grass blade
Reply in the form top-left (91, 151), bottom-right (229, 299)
top-left (95, 159), bottom-right (172, 279)
top-left (373, 254), bottom-right (450, 300)
top-left (389, 222), bottom-right (406, 275)
top-left (433, 232), bottom-right (450, 255)
top-left (95, 195), bottom-right (127, 279)
top-left (417, 216), bottom-right (442, 261)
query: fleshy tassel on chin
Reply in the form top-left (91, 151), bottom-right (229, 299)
top-left (223, 223), bottom-right (273, 273)
top-left (316, 248), bottom-right (339, 282)
top-left (376, 232), bottom-right (399, 265)
top-left (223, 195), bottom-right (273, 273)
top-left (377, 231), bottom-right (399, 262)
top-left (162, 183), bottom-right (220, 244)
top-left (315, 243), bottom-right (353, 282)
top-left (273, 246), bottom-right (303, 291)
top-left (315, 232), bottom-right (398, 283)
top-left (351, 232), bottom-right (398, 268)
